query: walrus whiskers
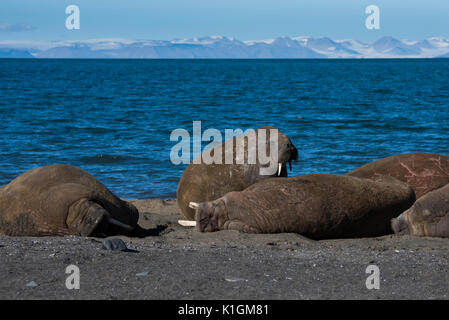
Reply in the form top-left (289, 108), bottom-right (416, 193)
top-left (108, 218), bottom-right (133, 231)
top-left (178, 220), bottom-right (197, 227)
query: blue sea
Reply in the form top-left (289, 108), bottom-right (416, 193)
top-left (0, 59), bottom-right (448, 199)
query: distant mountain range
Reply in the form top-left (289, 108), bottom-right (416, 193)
top-left (1, 36), bottom-right (449, 59)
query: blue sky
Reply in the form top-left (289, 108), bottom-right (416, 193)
top-left (0, 0), bottom-right (448, 41)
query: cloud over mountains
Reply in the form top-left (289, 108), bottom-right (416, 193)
top-left (0, 36), bottom-right (448, 58)
top-left (0, 22), bottom-right (36, 32)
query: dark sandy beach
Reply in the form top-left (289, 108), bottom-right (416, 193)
top-left (0, 198), bottom-right (447, 300)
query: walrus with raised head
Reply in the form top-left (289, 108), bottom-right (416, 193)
top-left (348, 153), bottom-right (449, 199)
top-left (0, 164), bottom-right (139, 237)
top-left (392, 183), bottom-right (449, 238)
top-left (190, 174), bottom-right (415, 239)
top-left (177, 126), bottom-right (298, 220)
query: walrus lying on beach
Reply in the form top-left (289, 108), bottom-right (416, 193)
top-left (189, 174), bottom-right (415, 239)
top-left (348, 153), bottom-right (449, 199)
top-left (392, 183), bottom-right (449, 238)
top-left (177, 126), bottom-right (298, 220)
top-left (0, 164), bottom-right (139, 237)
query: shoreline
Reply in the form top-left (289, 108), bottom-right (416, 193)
top-left (0, 198), bottom-right (448, 299)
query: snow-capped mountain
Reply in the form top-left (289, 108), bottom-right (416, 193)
top-left (0, 36), bottom-right (448, 58)
top-left (294, 37), bottom-right (360, 58)
top-left (0, 48), bottom-right (34, 58)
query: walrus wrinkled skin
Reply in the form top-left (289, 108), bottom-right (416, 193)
top-left (0, 164), bottom-right (139, 237)
top-left (348, 153), bottom-right (449, 199)
top-left (177, 126), bottom-right (298, 220)
top-left (193, 174), bottom-right (416, 239)
top-left (392, 183), bottom-right (449, 238)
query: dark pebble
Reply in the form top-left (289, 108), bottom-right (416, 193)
top-left (102, 238), bottom-right (128, 251)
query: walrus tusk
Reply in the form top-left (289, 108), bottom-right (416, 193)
top-left (178, 220), bottom-right (197, 227)
top-left (189, 202), bottom-right (199, 209)
top-left (278, 163), bottom-right (282, 176)
top-left (107, 218), bottom-right (133, 231)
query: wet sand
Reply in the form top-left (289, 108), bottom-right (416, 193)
top-left (0, 198), bottom-right (448, 299)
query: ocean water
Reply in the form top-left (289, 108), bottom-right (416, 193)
top-left (0, 59), bottom-right (448, 199)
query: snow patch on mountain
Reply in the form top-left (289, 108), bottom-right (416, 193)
top-left (0, 36), bottom-right (448, 58)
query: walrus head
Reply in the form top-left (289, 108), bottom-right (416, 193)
top-left (188, 199), bottom-right (259, 233)
top-left (258, 126), bottom-right (298, 177)
top-left (277, 132), bottom-right (298, 176)
top-left (391, 211), bottom-right (410, 235)
top-left (189, 200), bottom-right (227, 232)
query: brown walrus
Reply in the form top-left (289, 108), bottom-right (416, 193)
top-left (0, 164), bottom-right (139, 237)
top-left (191, 174), bottom-right (415, 239)
top-left (177, 126), bottom-right (298, 220)
top-left (392, 183), bottom-right (449, 238)
top-left (347, 153), bottom-right (449, 199)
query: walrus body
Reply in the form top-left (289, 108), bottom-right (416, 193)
top-left (392, 183), bottom-right (449, 238)
top-left (193, 174), bottom-right (415, 239)
top-left (177, 126), bottom-right (298, 220)
top-left (0, 164), bottom-right (139, 237)
top-left (348, 153), bottom-right (449, 199)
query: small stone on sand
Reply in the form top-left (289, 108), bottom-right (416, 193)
top-left (26, 281), bottom-right (38, 287)
top-left (102, 238), bottom-right (128, 251)
top-left (225, 277), bottom-right (248, 282)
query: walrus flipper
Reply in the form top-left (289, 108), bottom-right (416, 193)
top-left (67, 199), bottom-right (110, 236)
top-left (67, 198), bottom-right (135, 237)
top-left (224, 221), bottom-right (259, 233)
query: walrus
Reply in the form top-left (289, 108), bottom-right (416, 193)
top-left (0, 164), bottom-right (139, 237)
top-left (190, 174), bottom-right (415, 239)
top-left (348, 153), bottom-right (449, 199)
top-left (392, 183), bottom-right (449, 238)
top-left (177, 126), bottom-right (298, 220)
